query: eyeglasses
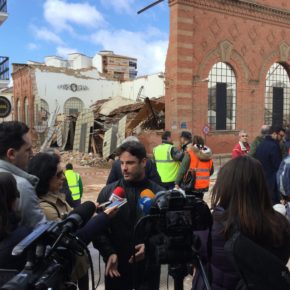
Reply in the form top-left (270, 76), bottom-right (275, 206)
top-left (56, 170), bottom-right (64, 178)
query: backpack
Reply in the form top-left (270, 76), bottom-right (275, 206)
top-left (224, 231), bottom-right (290, 290)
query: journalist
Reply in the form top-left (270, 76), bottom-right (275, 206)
top-left (0, 172), bottom-right (31, 270)
top-left (192, 156), bottom-right (290, 290)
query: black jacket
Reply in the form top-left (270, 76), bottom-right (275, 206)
top-left (106, 159), bottom-right (162, 186)
top-left (94, 178), bottom-right (164, 264)
top-left (0, 214), bottom-right (31, 271)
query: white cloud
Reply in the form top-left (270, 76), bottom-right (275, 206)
top-left (31, 26), bottom-right (64, 45)
top-left (44, 0), bottom-right (105, 32)
top-left (90, 28), bottom-right (168, 75)
top-left (56, 46), bottom-right (78, 58)
top-left (27, 43), bottom-right (40, 50)
top-left (100, 0), bottom-right (135, 14)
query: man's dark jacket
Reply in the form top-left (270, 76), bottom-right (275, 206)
top-left (255, 136), bottom-right (282, 202)
top-left (106, 159), bottom-right (161, 185)
top-left (93, 178), bottom-right (164, 290)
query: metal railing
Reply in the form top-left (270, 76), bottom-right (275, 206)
top-left (0, 0), bottom-right (7, 13)
top-left (0, 56), bottom-right (9, 80)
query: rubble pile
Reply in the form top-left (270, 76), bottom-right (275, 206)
top-left (38, 96), bottom-right (165, 159)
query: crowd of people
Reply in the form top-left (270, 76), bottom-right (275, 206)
top-left (0, 121), bottom-right (289, 290)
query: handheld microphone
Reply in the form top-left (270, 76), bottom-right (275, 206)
top-left (139, 189), bottom-right (155, 214)
top-left (60, 201), bottom-right (96, 233)
top-left (109, 186), bottom-right (125, 202)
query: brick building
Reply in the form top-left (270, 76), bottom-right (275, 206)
top-left (165, 0), bottom-right (290, 153)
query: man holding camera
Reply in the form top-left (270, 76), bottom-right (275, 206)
top-left (94, 141), bottom-right (164, 290)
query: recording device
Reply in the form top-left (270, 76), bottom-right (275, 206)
top-left (1, 201), bottom-right (97, 290)
top-left (134, 189), bottom-right (213, 290)
top-left (109, 186), bottom-right (125, 202)
top-left (96, 187), bottom-right (126, 213)
top-left (106, 199), bottom-right (127, 209)
top-left (139, 189), bottom-right (155, 214)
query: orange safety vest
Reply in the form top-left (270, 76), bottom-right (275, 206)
top-left (188, 150), bottom-right (213, 190)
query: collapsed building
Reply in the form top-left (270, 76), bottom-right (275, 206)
top-left (11, 52), bottom-right (165, 156)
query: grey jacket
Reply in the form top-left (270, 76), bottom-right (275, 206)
top-left (0, 160), bottom-right (46, 228)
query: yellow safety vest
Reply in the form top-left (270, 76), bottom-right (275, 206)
top-left (65, 170), bottom-right (81, 201)
top-left (153, 143), bottom-right (180, 183)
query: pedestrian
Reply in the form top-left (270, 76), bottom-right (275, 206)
top-left (94, 140), bottom-right (164, 290)
top-left (106, 136), bottom-right (161, 185)
top-left (153, 131), bottom-right (183, 189)
top-left (175, 135), bottom-right (214, 199)
top-left (231, 130), bottom-right (250, 158)
top-left (191, 156), bottom-right (290, 290)
top-left (64, 163), bottom-right (83, 208)
top-left (255, 126), bottom-right (282, 203)
top-left (0, 121), bottom-right (45, 228)
top-left (248, 124), bottom-right (270, 157)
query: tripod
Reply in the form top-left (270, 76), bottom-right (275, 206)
top-left (168, 254), bottom-right (211, 290)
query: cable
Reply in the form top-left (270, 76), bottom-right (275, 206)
top-left (95, 252), bottom-right (101, 289)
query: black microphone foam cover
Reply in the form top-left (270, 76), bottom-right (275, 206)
top-left (68, 201), bottom-right (96, 226)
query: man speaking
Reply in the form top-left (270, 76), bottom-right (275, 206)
top-left (93, 141), bottom-right (164, 290)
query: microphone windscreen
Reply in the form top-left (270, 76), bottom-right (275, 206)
top-left (112, 186), bottom-right (125, 198)
top-left (139, 197), bottom-right (153, 215)
top-left (140, 189), bottom-right (155, 199)
top-left (68, 201), bottom-right (96, 225)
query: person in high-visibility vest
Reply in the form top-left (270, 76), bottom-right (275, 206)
top-left (175, 135), bottom-right (214, 199)
top-left (65, 163), bottom-right (83, 208)
top-left (153, 131), bottom-right (183, 189)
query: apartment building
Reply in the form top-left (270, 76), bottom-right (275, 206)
top-left (94, 50), bottom-right (137, 81)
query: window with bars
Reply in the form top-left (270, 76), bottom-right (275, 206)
top-left (64, 97), bottom-right (84, 116)
top-left (40, 99), bottom-right (49, 121)
top-left (208, 62), bottom-right (236, 130)
top-left (264, 63), bottom-right (290, 127)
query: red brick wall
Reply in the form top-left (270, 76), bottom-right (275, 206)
top-left (166, 0), bottom-right (290, 153)
top-left (12, 65), bottom-right (35, 129)
top-left (257, 0), bottom-right (289, 9)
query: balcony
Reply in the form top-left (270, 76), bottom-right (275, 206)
top-left (0, 0), bottom-right (8, 26)
top-left (0, 56), bottom-right (9, 89)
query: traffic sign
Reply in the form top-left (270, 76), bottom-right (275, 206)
top-left (202, 125), bottom-right (210, 135)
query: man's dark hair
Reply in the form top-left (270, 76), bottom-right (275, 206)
top-left (162, 131), bottom-right (171, 141)
top-left (28, 153), bottom-right (60, 197)
top-left (269, 126), bottom-right (282, 135)
top-left (66, 163), bottom-right (73, 170)
top-left (0, 121), bottom-right (30, 158)
top-left (180, 131), bottom-right (192, 142)
top-left (116, 141), bottom-right (147, 161)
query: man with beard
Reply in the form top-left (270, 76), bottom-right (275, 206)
top-left (93, 141), bottom-right (164, 290)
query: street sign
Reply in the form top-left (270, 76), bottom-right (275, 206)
top-left (202, 125), bottom-right (210, 135)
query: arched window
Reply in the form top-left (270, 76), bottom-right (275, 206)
top-left (64, 97), bottom-right (84, 116)
top-left (24, 97), bottom-right (29, 125)
top-left (15, 98), bottom-right (19, 121)
top-left (208, 62), bottom-right (236, 130)
top-left (264, 63), bottom-right (290, 126)
top-left (40, 99), bottom-right (49, 121)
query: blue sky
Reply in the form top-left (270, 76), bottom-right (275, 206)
top-left (1, 0), bottom-right (169, 75)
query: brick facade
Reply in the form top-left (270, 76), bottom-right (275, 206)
top-left (165, 0), bottom-right (290, 153)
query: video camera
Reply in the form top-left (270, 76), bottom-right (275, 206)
top-left (0, 201), bottom-right (96, 290)
top-left (134, 189), bottom-right (213, 290)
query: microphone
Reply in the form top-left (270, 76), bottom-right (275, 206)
top-left (60, 201), bottom-right (96, 233)
top-left (109, 186), bottom-right (125, 202)
top-left (139, 189), bottom-right (155, 214)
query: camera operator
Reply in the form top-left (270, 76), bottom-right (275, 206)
top-left (0, 172), bottom-right (31, 271)
top-left (93, 141), bottom-right (164, 290)
top-left (191, 156), bottom-right (290, 290)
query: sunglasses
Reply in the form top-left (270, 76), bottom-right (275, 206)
top-left (56, 170), bottom-right (64, 178)
top-left (241, 135), bottom-right (248, 137)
